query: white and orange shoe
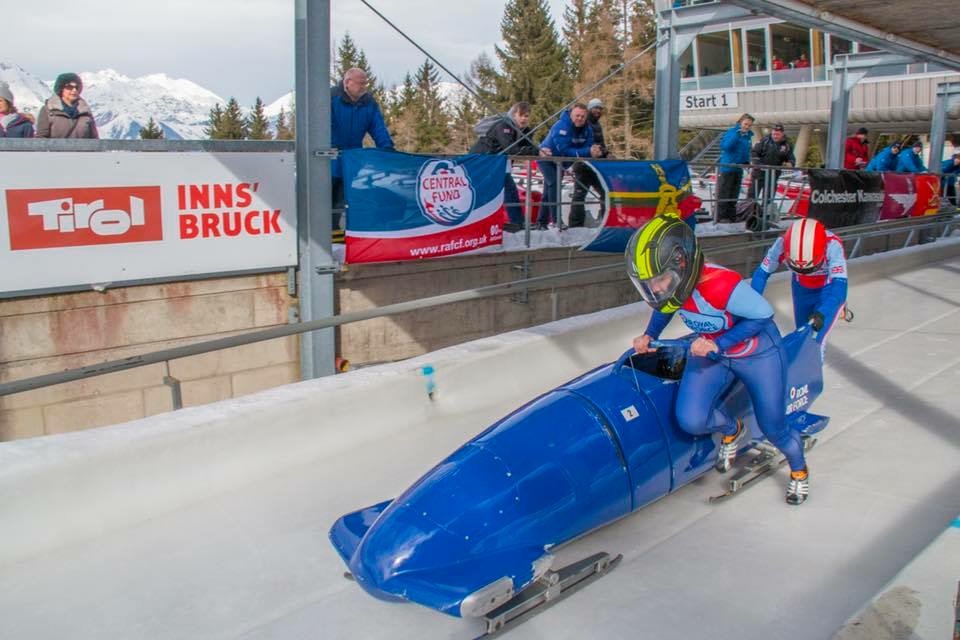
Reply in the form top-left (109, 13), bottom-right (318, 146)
top-left (786, 467), bottom-right (810, 505)
top-left (715, 418), bottom-right (745, 473)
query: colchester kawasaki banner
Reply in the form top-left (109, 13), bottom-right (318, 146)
top-left (341, 149), bottom-right (506, 263)
top-left (580, 159), bottom-right (699, 253)
top-left (806, 169), bottom-right (884, 227)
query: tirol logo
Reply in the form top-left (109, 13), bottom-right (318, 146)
top-left (416, 160), bottom-right (475, 226)
top-left (6, 186), bottom-right (163, 250)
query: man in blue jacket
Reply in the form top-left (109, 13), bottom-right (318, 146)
top-left (865, 142), bottom-right (901, 172)
top-left (895, 141), bottom-right (927, 173)
top-left (716, 113), bottom-right (754, 222)
top-left (537, 103), bottom-right (602, 229)
top-left (331, 68), bottom-right (394, 230)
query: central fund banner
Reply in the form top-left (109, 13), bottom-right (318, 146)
top-left (341, 149), bottom-right (506, 263)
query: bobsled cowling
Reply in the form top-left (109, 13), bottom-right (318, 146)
top-left (330, 327), bottom-right (827, 618)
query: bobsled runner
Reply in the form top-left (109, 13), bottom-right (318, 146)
top-left (330, 326), bottom-right (829, 631)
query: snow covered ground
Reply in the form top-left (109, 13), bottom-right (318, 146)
top-left (1, 241), bottom-right (958, 640)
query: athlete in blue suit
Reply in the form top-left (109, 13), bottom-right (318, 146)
top-left (628, 213), bottom-right (810, 505)
top-left (752, 218), bottom-right (848, 356)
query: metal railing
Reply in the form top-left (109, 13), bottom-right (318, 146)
top-left (686, 161), bottom-right (960, 231)
top-left (1, 212), bottom-right (955, 401)
top-left (0, 139), bottom-right (295, 152)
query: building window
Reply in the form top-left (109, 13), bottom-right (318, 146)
top-left (680, 42), bottom-right (697, 91)
top-left (697, 30), bottom-right (733, 89)
top-left (770, 22), bottom-right (812, 84)
top-left (745, 28), bottom-right (767, 72)
top-left (828, 35), bottom-right (854, 65)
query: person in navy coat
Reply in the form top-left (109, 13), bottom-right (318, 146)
top-left (331, 68), bottom-right (394, 229)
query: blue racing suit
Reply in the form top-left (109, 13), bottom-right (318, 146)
top-left (751, 230), bottom-right (848, 351)
top-left (644, 264), bottom-right (806, 472)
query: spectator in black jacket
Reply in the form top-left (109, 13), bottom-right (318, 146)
top-left (569, 98), bottom-right (610, 227)
top-left (750, 123), bottom-right (795, 206)
top-left (469, 102), bottom-right (538, 227)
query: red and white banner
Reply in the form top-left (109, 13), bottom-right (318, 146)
top-left (0, 152), bottom-right (296, 295)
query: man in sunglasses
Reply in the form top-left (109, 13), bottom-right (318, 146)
top-left (36, 72), bottom-right (99, 139)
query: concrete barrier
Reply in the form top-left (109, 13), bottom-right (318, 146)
top-left (0, 238), bottom-right (958, 569)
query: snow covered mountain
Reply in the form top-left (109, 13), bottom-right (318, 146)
top-left (0, 62), bottom-right (50, 114)
top-left (0, 63), bottom-right (291, 140)
top-left (265, 92), bottom-right (294, 120)
top-left (0, 61), bottom-right (470, 140)
top-left (80, 69), bottom-right (226, 140)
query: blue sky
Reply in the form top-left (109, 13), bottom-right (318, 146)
top-left (9, 0), bottom-right (568, 105)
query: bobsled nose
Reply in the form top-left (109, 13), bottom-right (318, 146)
top-left (345, 444), bottom-right (525, 615)
top-left (347, 503), bottom-right (457, 601)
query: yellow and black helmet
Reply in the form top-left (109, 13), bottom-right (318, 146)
top-left (625, 213), bottom-right (703, 313)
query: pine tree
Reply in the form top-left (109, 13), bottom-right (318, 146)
top-left (386, 73), bottom-right (419, 151)
top-left (466, 52), bottom-right (505, 114)
top-left (577, 0), bottom-right (625, 152)
top-left (563, 0), bottom-right (592, 80)
top-left (274, 105), bottom-right (294, 140)
top-left (335, 32), bottom-right (365, 80)
top-left (219, 97), bottom-right (248, 139)
top-left (447, 92), bottom-right (482, 153)
top-left (411, 59), bottom-right (451, 153)
top-left (334, 33), bottom-right (385, 105)
top-left (495, 0), bottom-right (572, 125)
top-left (139, 117), bottom-right (163, 139)
top-left (286, 99), bottom-right (296, 138)
top-left (620, 0), bottom-right (658, 158)
top-left (205, 103), bottom-right (224, 139)
top-left (246, 97), bottom-right (272, 140)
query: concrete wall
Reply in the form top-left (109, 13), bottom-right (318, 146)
top-left (0, 274), bottom-right (300, 440)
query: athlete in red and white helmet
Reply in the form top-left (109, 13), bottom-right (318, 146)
top-left (751, 217), bottom-right (848, 352)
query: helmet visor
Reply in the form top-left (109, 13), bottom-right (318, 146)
top-left (632, 269), bottom-right (682, 307)
top-left (785, 257), bottom-right (822, 275)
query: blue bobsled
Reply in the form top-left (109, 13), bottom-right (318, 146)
top-left (329, 327), bottom-right (828, 619)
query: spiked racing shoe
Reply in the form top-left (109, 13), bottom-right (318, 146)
top-left (786, 467), bottom-right (809, 505)
top-left (715, 418), bottom-right (745, 473)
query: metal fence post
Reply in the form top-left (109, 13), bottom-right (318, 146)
top-left (162, 361), bottom-right (183, 411)
top-left (525, 158), bottom-right (533, 249)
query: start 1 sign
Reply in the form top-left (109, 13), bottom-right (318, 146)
top-left (681, 91), bottom-right (739, 111)
top-left (0, 152), bottom-right (296, 296)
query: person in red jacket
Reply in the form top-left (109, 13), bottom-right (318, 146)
top-left (844, 127), bottom-right (870, 170)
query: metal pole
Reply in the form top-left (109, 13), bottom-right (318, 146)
top-left (524, 159), bottom-right (532, 248)
top-left (653, 22), bottom-right (682, 160)
top-left (826, 65), bottom-right (852, 169)
top-left (929, 82), bottom-right (960, 170)
top-left (294, 0), bottom-right (336, 379)
top-left (555, 162), bottom-right (563, 227)
top-left (928, 86), bottom-right (949, 171)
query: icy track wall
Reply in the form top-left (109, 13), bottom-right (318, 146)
top-left (1, 239), bottom-right (958, 568)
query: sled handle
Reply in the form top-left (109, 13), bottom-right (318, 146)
top-left (649, 338), bottom-right (728, 361)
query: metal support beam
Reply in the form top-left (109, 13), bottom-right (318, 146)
top-left (725, 0), bottom-right (960, 71)
top-left (928, 82), bottom-right (960, 170)
top-left (653, 1), bottom-right (752, 159)
top-left (826, 52), bottom-right (915, 169)
top-left (294, 0), bottom-right (336, 379)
